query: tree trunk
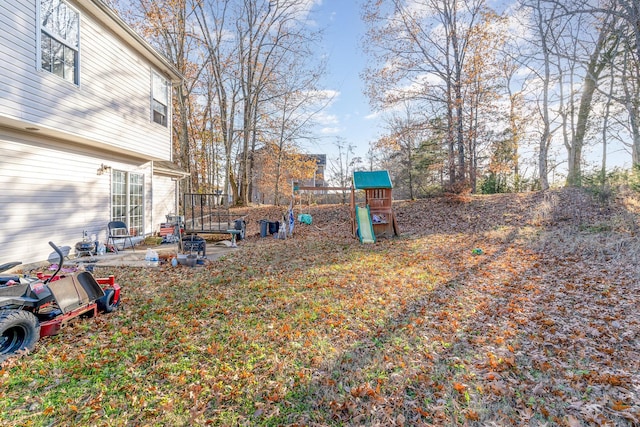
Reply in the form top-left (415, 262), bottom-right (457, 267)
top-left (566, 19), bottom-right (611, 187)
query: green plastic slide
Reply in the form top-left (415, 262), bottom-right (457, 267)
top-left (356, 205), bottom-right (376, 244)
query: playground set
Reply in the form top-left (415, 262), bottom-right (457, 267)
top-left (293, 170), bottom-right (399, 243)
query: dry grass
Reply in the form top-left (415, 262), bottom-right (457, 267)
top-left (1, 188), bottom-right (638, 426)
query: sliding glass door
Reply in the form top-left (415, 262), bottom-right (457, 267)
top-left (112, 170), bottom-right (144, 236)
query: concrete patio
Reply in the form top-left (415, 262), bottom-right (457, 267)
top-left (67, 240), bottom-right (238, 268)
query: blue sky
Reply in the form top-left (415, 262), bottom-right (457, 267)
top-left (304, 1), bottom-right (379, 167)
top-left (304, 0), bottom-right (633, 176)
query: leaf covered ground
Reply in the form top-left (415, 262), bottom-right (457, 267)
top-left (1, 189), bottom-right (639, 426)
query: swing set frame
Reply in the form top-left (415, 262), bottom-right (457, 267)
top-left (291, 170), bottom-right (399, 239)
top-left (292, 183), bottom-right (357, 236)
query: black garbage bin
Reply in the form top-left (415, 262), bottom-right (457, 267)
top-left (259, 220), bottom-right (280, 237)
top-left (268, 221), bottom-right (279, 235)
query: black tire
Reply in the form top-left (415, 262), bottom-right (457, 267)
top-left (96, 289), bottom-right (118, 313)
top-left (234, 220), bottom-right (246, 241)
top-left (0, 310), bottom-right (40, 362)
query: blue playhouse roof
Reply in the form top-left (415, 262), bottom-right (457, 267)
top-left (353, 170), bottom-right (393, 189)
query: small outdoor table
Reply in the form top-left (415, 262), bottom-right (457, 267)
top-left (226, 229), bottom-right (241, 248)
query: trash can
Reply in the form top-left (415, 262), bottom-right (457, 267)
top-left (268, 221), bottom-right (280, 235)
top-left (259, 220), bottom-right (268, 237)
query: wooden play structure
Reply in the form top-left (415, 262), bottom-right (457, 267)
top-left (352, 170), bottom-right (399, 241)
top-left (292, 170), bottom-right (399, 243)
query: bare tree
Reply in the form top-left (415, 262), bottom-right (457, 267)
top-left (494, 48), bottom-right (526, 192)
top-left (609, 0), bottom-right (640, 165)
top-left (117, 0), bottom-right (207, 193)
top-left (329, 137), bottom-right (358, 202)
top-left (233, 0), bottom-right (323, 205)
top-left (548, 1), bottom-right (619, 186)
top-left (190, 0), bottom-right (324, 205)
top-left (263, 56), bottom-right (328, 205)
top-left (518, 0), bottom-right (568, 190)
top-left (375, 103), bottom-right (427, 199)
top-left (462, 10), bottom-right (508, 192)
top-left (362, 0), bottom-right (495, 190)
top-left (193, 0), bottom-right (243, 202)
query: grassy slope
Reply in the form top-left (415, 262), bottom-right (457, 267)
top-left (1, 189), bottom-right (638, 426)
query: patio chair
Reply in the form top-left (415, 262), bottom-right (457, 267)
top-left (107, 221), bottom-right (135, 253)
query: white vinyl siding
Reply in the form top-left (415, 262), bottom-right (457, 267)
top-left (0, 0), bottom-right (173, 161)
top-left (0, 0), bottom-right (180, 264)
top-left (0, 130), bottom-right (156, 264)
top-left (152, 174), bottom-right (179, 231)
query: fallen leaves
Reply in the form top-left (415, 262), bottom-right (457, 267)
top-left (1, 188), bottom-right (639, 426)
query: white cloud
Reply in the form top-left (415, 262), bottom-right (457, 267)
top-left (403, 0), bottom-right (435, 19)
top-left (315, 111), bottom-right (340, 126)
top-left (302, 90), bottom-right (340, 127)
top-left (305, 89), bottom-right (340, 102)
top-left (282, 0), bottom-right (324, 25)
top-left (320, 127), bottom-right (341, 134)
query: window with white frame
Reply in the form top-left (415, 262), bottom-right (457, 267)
top-left (112, 170), bottom-right (144, 236)
top-left (152, 72), bottom-right (168, 126)
top-left (40, 0), bottom-right (79, 85)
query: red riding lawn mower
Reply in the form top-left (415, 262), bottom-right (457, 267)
top-left (0, 241), bottom-right (121, 362)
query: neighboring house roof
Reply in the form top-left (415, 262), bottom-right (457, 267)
top-left (154, 161), bottom-right (190, 178)
top-left (353, 170), bottom-right (393, 189)
top-left (84, 0), bottom-right (182, 83)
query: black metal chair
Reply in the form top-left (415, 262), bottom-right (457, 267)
top-left (107, 221), bottom-right (135, 253)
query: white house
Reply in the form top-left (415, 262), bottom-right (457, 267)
top-left (0, 0), bottom-right (186, 264)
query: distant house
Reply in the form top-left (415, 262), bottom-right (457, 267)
top-left (288, 154), bottom-right (327, 190)
top-left (301, 154), bottom-right (327, 188)
top-left (250, 147), bottom-right (326, 204)
top-left (0, 0), bottom-right (186, 264)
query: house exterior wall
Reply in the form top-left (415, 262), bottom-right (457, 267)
top-left (0, 129), bottom-right (155, 263)
top-left (152, 174), bottom-right (179, 231)
top-left (0, 0), bottom-right (182, 265)
top-left (0, 0), bottom-right (172, 160)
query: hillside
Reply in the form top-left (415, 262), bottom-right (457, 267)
top-left (231, 188), bottom-right (640, 425)
top-left (239, 188), bottom-right (639, 267)
top-left (1, 188), bottom-right (638, 426)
